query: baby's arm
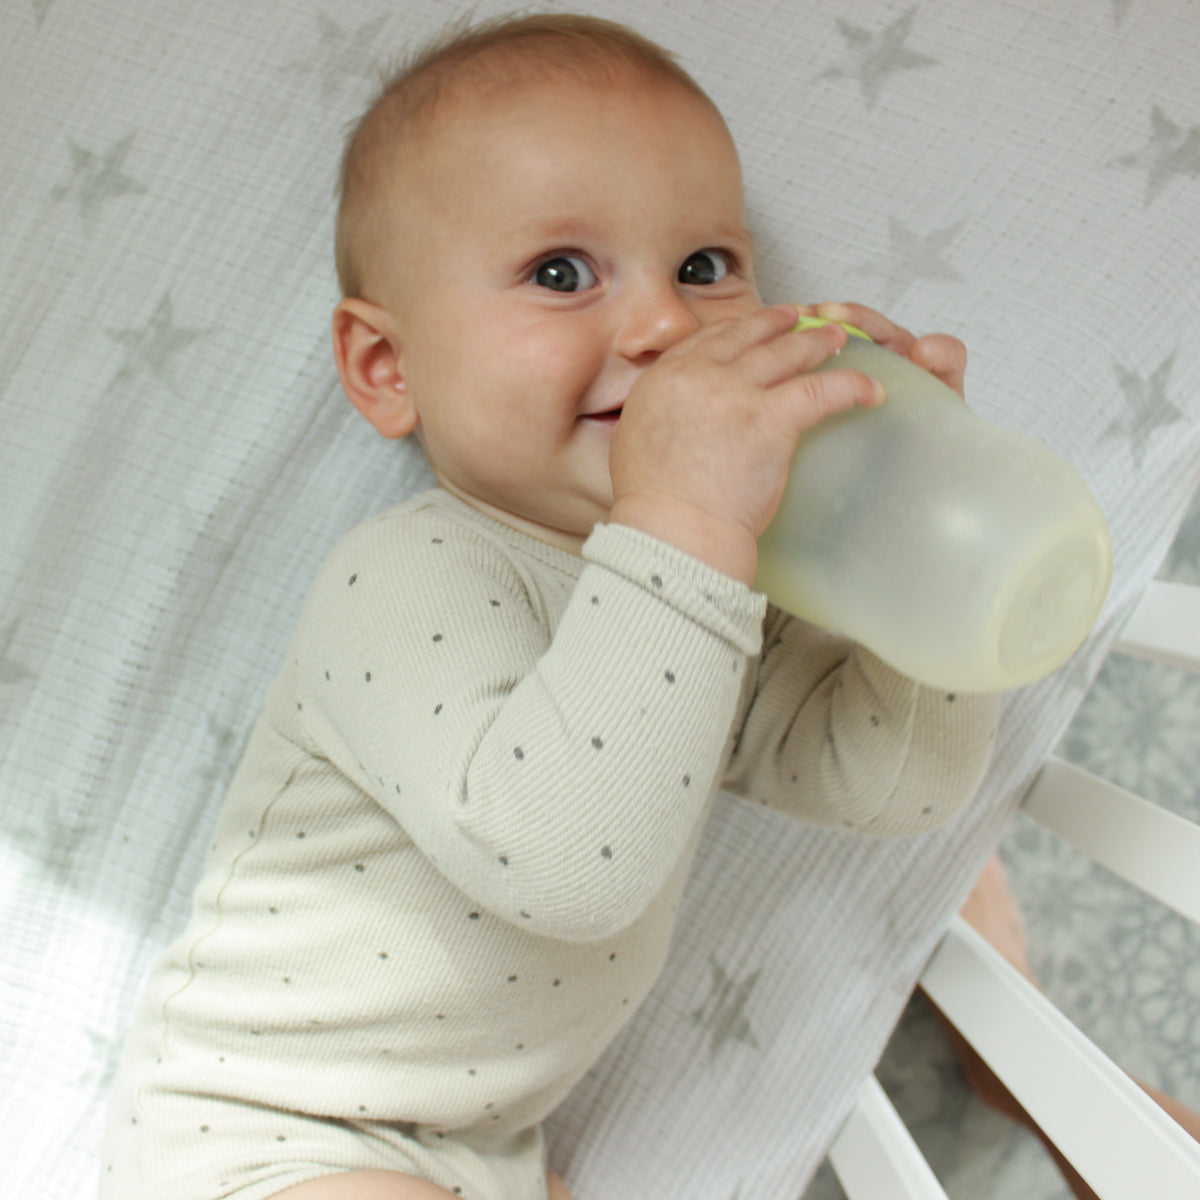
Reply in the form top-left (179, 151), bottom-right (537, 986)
top-left (723, 612), bottom-right (999, 834)
top-left (290, 505), bottom-right (766, 942)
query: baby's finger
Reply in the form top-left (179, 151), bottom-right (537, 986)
top-left (909, 333), bottom-right (968, 397)
top-left (739, 318), bottom-right (851, 386)
top-left (776, 364), bottom-right (885, 431)
top-left (686, 303), bottom-right (800, 363)
top-left (816, 301), bottom-right (917, 357)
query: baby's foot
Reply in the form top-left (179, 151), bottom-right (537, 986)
top-left (934, 855), bottom-right (1037, 1125)
top-left (957, 853), bottom-right (1035, 983)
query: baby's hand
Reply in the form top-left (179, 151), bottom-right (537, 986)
top-left (607, 303), bottom-right (884, 586)
top-left (808, 301), bottom-right (968, 398)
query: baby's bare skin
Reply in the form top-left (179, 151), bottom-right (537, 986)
top-left (269, 1168), bottom-right (573, 1200)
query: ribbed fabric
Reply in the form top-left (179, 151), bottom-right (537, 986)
top-left (101, 489), bottom-right (997, 1200)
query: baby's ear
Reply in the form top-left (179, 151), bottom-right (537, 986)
top-left (331, 299), bottom-right (419, 439)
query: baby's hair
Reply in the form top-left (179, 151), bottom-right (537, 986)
top-left (334, 11), bottom-right (714, 300)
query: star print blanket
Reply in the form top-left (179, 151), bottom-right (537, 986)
top-left (1, 1), bottom-right (1197, 1198)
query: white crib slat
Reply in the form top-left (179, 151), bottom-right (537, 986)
top-left (921, 918), bottom-right (1200, 1200)
top-left (1021, 757), bottom-right (1200, 927)
top-left (829, 1075), bottom-right (951, 1200)
top-left (1113, 580), bottom-right (1200, 671)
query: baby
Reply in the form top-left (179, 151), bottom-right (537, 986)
top-left (102, 13), bottom-right (999, 1200)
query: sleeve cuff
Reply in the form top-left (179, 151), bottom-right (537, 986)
top-left (582, 522), bottom-right (767, 657)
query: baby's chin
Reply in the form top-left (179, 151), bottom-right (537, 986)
top-left (441, 484), bottom-right (601, 555)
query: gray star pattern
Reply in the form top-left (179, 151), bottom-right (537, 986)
top-left (289, 14), bottom-right (392, 102)
top-left (1102, 352), bottom-right (1186, 469)
top-left (50, 134), bottom-right (147, 233)
top-left (0, 789), bottom-right (95, 882)
top-left (816, 8), bottom-right (938, 110)
top-left (107, 294), bottom-right (211, 390)
top-left (860, 216), bottom-right (966, 308)
top-left (81, 1026), bottom-right (120, 1090)
top-left (689, 957), bottom-right (761, 1058)
top-left (196, 714), bottom-right (249, 797)
top-left (0, 620), bottom-right (35, 686)
top-left (1111, 105), bottom-right (1200, 206)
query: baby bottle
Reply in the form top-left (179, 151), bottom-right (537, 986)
top-left (754, 318), bottom-right (1113, 692)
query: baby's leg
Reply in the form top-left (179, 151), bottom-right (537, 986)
top-left (546, 1171), bottom-right (573, 1200)
top-left (270, 1168), bottom-right (573, 1200)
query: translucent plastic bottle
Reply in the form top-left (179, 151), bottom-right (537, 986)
top-left (754, 319), bottom-right (1113, 692)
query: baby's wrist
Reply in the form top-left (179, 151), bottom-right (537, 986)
top-left (607, 492), bottom-right (758, 587)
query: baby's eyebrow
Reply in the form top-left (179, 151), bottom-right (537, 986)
top-left (504, 215), bottom-right (599, 246)
top-left (502, 216), bottom-right (753, 249)
top-left (703, 221), bottom-right (754, 249)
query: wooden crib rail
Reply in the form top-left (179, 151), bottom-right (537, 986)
top-left (1112, 580), bottom-right (1200, 671)
top-left (827, 1075), bottom-right (951, 1200)
top-left (1021, 758), bottom-right (1200, 926)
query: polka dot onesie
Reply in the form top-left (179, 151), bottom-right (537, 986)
top-left (102, 489), bottom-right (998, 1200)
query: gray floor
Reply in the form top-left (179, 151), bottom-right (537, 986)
top-left (806, 490), bottom-right (1200, 1199)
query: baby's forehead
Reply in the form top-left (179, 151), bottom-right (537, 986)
top-left (384, 64), bottom-right (700, 200)
top-left (413, 50), bottom-right (696, 142)
top-left (342, 44), bottom-right (727, 299)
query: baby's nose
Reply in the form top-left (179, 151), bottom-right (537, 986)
top-left (614, 285), bottom-right (701, 363)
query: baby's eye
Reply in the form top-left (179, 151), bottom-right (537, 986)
top-left (678, 249), bottom-right (731, 286)
top-left (533, 255), bottom-right (597, 293)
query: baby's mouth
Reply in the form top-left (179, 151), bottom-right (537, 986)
top-left (584, 404), bottom-right (624, 427)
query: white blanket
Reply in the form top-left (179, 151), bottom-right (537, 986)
top-left (2, 1), bottom-right (1197, 1197)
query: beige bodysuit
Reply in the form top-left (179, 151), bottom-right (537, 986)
top-left (102, 488), bottom-right (997, 1200)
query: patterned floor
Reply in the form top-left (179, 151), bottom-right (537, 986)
top-left (807, 489), bottom-right (1200, 1199)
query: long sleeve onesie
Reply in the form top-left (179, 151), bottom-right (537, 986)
top-left (104, 487), bottom-right (998, 1199)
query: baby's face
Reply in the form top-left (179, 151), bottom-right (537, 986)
top-left (380, 71), bottom-right (763, 552)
